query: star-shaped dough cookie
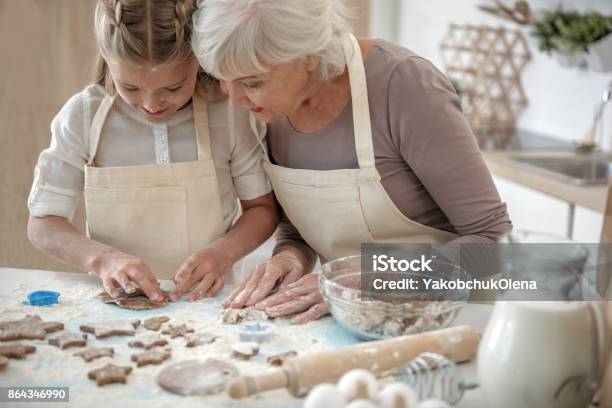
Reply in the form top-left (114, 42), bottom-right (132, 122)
top-left (128, 335), bottom-right (168, 350)
top-left (74, 347), bottom-right (114, 362)
top-left (88, 363), bottom-right (132, 386)
top-left (131, 349), bottom-right (171, 367)
top-left (0, 343), bottom-right (36, 359)
top-left (0, 315), bottom-right (63, 341)
top-left (80, 320), bottom-right (140, 338)
top-left (48, 331), bottom-right (87, 349)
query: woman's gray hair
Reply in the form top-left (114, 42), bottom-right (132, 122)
top-left (192, 0), bottom-right (354, 81)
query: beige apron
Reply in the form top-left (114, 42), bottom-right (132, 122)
top-left (83, 90), bottom-right (226, 280)
top-left (253, 34), bottom-right (456, 263)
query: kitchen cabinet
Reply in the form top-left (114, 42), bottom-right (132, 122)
top-left (493, 176), bottom-right (603, 241)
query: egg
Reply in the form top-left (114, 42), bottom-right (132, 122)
top-left (377, 382), bottom-right (418, 408)
top-left (304, 383), bottom-right (347, 408)
top-left (337, 369), bottom-right (379, 400)
top-left (345, 399), bottom-right (380, 408)
top-left (417, 399), bottom-right (451, 408)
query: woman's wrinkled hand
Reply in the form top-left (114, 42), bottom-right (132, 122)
top-left (253, 274), bottom-right (329, 324)
top-left (223, 250), bottom-right (305, 309)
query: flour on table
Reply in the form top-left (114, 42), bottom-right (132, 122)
top-left (221, 307), bottom-right (269, 324)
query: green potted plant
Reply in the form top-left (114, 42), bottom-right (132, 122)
top-left (530, 9), bottom-right (612, 71)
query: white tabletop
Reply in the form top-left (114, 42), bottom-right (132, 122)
top-left (0, 267), bottom-right (493, 407)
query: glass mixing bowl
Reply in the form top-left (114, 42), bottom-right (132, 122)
top-left (319, 255), bottom-right (469, 340)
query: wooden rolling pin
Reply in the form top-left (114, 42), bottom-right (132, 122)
top-left (228, 325), bottom-right (480, 398)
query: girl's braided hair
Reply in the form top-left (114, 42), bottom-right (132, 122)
top-left (93, 0), bottom-right (219, 97)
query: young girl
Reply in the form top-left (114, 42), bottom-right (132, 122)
top-left (26, 0), bottom-right (278, 303)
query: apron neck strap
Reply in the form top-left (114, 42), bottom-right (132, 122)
top-left (88, 89), bottom-right (213, 166)
top-left (87, 95), bottom-right (115, 166)
top-left (192, 87), bottom-right (213, 160)
top-left (249, 113), bottom-right (268, 156)
top-left (343, 33), bottom-right (376, 169)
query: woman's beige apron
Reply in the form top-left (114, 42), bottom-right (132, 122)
top-left (253, 34), bottom-right (456, 263)
top-left (83, 90), bottom-right (226, 280)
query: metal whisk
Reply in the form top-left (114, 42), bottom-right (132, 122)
top-left (401, 352), bottom-right (479, 405)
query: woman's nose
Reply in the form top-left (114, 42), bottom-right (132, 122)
top-left (225, 82), bottom-right (249, 109)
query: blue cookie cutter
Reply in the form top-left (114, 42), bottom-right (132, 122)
top-left (238, 320), bottom-right (275, 343)
top-left (26, 290), bottom-right (61, 306)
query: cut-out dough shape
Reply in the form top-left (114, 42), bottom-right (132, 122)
top-left (88, 363), bottom-right (132, 386)
top-left (157, 359), bottom-right (238, 396)
top-left (131, 349), bottom-right (171, 367)
top-left (0, 343), bottom-right (36, 359)
top-left (0, 315), bottom-right (64, 341)
top-left (161, 324), bottom-right (194, 339)
top-left (128, 335), bottom-right (168, 350)
top-left (267, 350), bottom-right (297, 366)
top-left (143, 316), bottom-right (170, 331)
top-left (185, 332), bottom-right (218, 348)
top-left (48, 331), bottom-right (87, 349)
top-left (80, 320), bottom-right (140, 338)
top-left (232, 341), bottom-right (259, 359)
top-left (74, 347), bottom-right (114, 362)
top-left (96, 290), bottom-right (169, 310)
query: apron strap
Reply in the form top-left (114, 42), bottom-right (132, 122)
top-left (87, 95), bottom-right (115, 166)
top-left (249, 113), bottom-right (269, 157)
top-left (193, 88), bottom-right (213, 161)
top-left (344, 33), bottom-right (376, 170)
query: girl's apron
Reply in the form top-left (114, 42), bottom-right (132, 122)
top-left (84, 90), bottom-right (230, 280)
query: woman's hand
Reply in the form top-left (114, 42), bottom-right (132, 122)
top-left (223, 250), bottom-right (305, 308)
top-left (93, 250), bottom-right (164, 301)
top-left (253, 274), bottom-right (329, 324)
top-left (169, 248), bottom-right (229, 302)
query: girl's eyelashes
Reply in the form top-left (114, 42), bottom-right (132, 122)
top-left (165, 85), bottom-right (183, 92)
top-left (121, 84), bottom-right (139, 92)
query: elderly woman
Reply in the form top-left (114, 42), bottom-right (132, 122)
top-left (192, 0), bottom-right (511, 323)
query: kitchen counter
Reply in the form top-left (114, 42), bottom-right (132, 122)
top-left (482, 149), bottom-right (608, 213)
top-left (0, 268), bottom-right (492, 407)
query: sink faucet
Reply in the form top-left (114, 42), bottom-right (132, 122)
top-left (578, 80), bottom-right (612, 153)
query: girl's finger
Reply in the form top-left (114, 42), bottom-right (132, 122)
top-left (114, 272), bottom-right (133, 295)
top-left (187, 273), bottom-right (216, 302)
top-left (103, 278), bottom-right (121, 298)
top-left (126, 266), bottom-right (163, 301)
top-left (205, 277), bottom-right (224, 298)
top-left (170, 258), bottom-right (200, 301)
top-left (292, 302), bottom-right (329, 324)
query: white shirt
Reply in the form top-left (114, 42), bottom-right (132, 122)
top-left (28, 85), bottom-right (271, 232)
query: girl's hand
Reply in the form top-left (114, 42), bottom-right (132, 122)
top-left (170, 248), bottom-right (229, 302)
top-left (94, 250), bottom-right (164, 301)
top-left (223, 250), bottom-right (304, 309)
top-left (253, 274), bottom-right (329, 324)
